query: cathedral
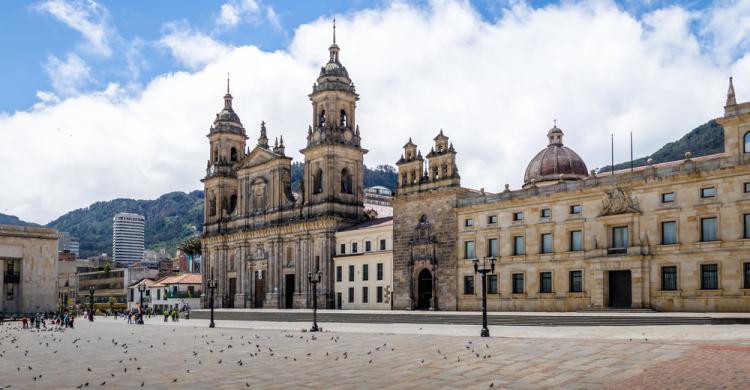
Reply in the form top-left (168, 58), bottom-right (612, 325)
top-left (201, 26), bottom-right (366, 309)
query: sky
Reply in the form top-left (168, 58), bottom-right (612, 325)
top-left (1, 0), bottom-right (750, 224)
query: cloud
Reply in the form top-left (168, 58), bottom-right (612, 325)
top-left (42, 53), bottom-right (92, 96)
top-left (3, 0), bottom-right (750, 224)
top-left (35, 0), bottom-right (112, 57)
top-left (216, 0), bottom-right (280, 30)
top-left (158, 22), bottom-right (231, 70)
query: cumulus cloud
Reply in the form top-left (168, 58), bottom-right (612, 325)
top-left (217, 0), bottom-right (280, 30)
top-left (42, 53), bottom-right (92, 96)
top-left (158, 22), bottom-right (231, 70)
top-left (35, 0), bottom-right (112, 57)
top-left (4, 0), bottom-right (750, 224)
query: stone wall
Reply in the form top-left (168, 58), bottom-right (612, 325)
top-left (0, 225), bottom-right (58, 313)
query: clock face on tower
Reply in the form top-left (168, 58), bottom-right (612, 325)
top-left (343, 129), bottom-right (353, 142)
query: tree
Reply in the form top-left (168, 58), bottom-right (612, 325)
top-left (103, 262), bottom-right (111, 274)
top-left (179, 236), bottom-right (202, 256)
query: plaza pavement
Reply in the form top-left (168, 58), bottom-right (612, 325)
top-left (1, 317), bottom-right (749, 389)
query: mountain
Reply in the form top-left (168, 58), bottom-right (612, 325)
top-left (0, 213), bottom-right (38, 227)
top-left (46, 165), bottom-right (398, 258)
top-left (599, 120), bottom-right (723, 173)
top-left (46, 191), bottom-right (205, 259)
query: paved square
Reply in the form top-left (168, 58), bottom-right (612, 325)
top-left (1, 319), bottom-right (749, 389)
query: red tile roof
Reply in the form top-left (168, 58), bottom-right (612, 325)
top-left (156, 273), bottom-right (202, 285)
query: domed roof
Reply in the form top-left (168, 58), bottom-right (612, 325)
top-left (209, 88), bottom-right (246, 137)
top-left (523, 125), bottom-right (588, 187)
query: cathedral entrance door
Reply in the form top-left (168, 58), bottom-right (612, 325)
top-left (285, 274), bottom-right (295, 309)
top-left (254, 271), bottom-right (265, 308)
top-left (417, 269), bottom-right (433, 310)
top-left (608, 271), bottom-right (632, 308)
top-left (227, 278), bottom-right (236, 308)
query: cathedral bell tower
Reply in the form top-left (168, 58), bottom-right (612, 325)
top-left (300, 21), bottom-right (366, 221)
top-left (202, 77), bottom-right (247, 231)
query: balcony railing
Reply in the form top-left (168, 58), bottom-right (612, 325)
top-left (166, 291), bottom-right (202, 299)
top-left (3, 272), bottom-right (20, 284)
top-left (607, 247), bottom-right (627, 255)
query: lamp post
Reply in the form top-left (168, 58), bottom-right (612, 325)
top-left (138, 283), bottom-right (147, 318)
top-left (473, 257), bottom-right (496, 337)
top-left (88, 286), bottom-right (95, 322)
top-left (308, 269), bottom-right (322, 332)
top-left (207, 275), bottom-right (217, 328)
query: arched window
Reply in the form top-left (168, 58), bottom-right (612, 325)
top-left (419, 214), bottom-right (428, 223)
top-left (209, 195), bottom-right (217, 216)
top-left (744, 131), bottom-right (750, 153)
top-left (213, 147), bottom-right (219, 162)
top-left (401, 173), bottom-right (408, 186)
top-left (340, 110), bottom-right (347, 127)
top-left (230, 147), bottom-right (238, 162)
top-left (313, 168), bottom-right (324, 194)
top-left (229, 194), bottom-right (237, 213)
top-left (319, 110), bottom-right (326, 126)
top-left (340, 168), bottom-right (352, 194)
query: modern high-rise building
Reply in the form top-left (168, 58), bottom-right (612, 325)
top-left (112, 213), bottom-right (145, 264)
top-left (57, 231), bottom-right (80, 258)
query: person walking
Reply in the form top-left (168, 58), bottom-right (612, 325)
top-left (163, 308), bottom-right (169, 322)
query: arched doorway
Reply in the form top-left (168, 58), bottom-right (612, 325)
top-left (417, 269), bottom-right (433, 310)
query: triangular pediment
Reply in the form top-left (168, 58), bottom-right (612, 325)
top-left (241, 146), bottom-right (285, 168)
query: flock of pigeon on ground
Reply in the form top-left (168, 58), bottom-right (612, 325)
top-left (0, 319), bottom-right (513, 389)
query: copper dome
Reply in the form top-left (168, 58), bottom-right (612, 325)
top-left (523, 125), bottom-right (588, 187)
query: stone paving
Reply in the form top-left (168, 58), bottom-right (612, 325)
top-left (1, 319), bottom-right (749, 389)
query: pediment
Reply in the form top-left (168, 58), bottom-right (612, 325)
top-left (240, 146), bottom-right (284, 168)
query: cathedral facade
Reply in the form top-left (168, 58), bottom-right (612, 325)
top-left (201, 30), bottom-right (366, 309)
top-left (394, 78), bottom-right (750, 312)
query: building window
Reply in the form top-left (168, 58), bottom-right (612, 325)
top-left (379, 239), bottom-right (386, 251)
top-left (661, 266), bottom-right (677, 291)
top-left (611, 226), bottom-right (628, 253)
top-left (348, 287), bottom-right (354, 303)
top-left (488, 275), bottom-right (498, 294)
top-left (569, 270), bottom-right (583, 293)
top-left (465, 218), bottom-right (474, 227)
top-left (570, 204), bottom-right (582, 214)
top-left (488, 215), bottom-right (498, 224)
top-left (365, 241), bottom-right (371, 252)
top-left (700, 264), bottom-right (718, 290)
top-left (540, 233), bottom-right (553, 254)
top-left (745, 131), bottom-right (750, 153)
top-left (362, 287), bottom-right (368, 303)
top-left (701, 187), bottom-right (716, 198)
top-left (512, 211), bottom-right (524, 221)
top-left (464, 241), bottom-right (476, 259)
top-left (540, 272), bottom-right (552, 293)
top-left (700, 217), bottom-right (718, 242)
top-left (363, 264), bottom-right (369, 281)
top-left (661, 221), bottom-right (677, 245)
top-left (570, 230), bottom-right (583, 251)
top-left (352, 242), bottom-right (358, 254)
top-left (541, 208), bottom-right (551, 218)
top-left (745, 214), bottom-right (750, 239)
top-left (348, 265), bottom-right (355, 282)
top-left (745, 183), bottom-right (750, 193)
top-left (6, 284), bottom-right (14, 300)
top-left (512, 273), bottom-right (524, 294)
top-left (487, 238), bottom-right (498, 257)
top-left (464, 275), bottom-right (474, 295)
top-left (662, 192), bottom-right (675, 203)
top-left (157, 289), bottom-right (161, 300)
top-left (377, 263), bottom-right (384, 281)
top-left (340, 244), bottom-right (346, 255)
top-left (744, 263), bottom-right (750, 289)
top-left (377, 286), bottom-right (383, 303)
top-left (513, 236), bottom-right (525, 256)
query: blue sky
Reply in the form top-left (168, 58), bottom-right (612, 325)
top-left (2, 0), bottom-right (749, 223)
top-left (0, 0), bottom-right (721, 113)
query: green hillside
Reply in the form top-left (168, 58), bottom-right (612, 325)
top-left (599, 120), bottom-right (723, 173)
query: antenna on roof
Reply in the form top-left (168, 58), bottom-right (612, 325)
top-left (630, 131), bottom-right (634, 173)
top-left (611, 133), bottom-right (614, 176)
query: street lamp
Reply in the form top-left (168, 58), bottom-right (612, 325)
top-left (88, 286), bottom-right (96, 322)
top-left (138, 283), bottom-right (147, 321)
top-left (207, 274), bottom-right (217, 328)
top-left (308, 268), bottom-right (322, 332)
top-left (473, 257), bottom-right (496, 337)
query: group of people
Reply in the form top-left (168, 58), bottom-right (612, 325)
top-left (20, 312), bottom-right (75, 330)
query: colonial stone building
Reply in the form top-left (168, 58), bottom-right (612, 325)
top-left (201, 28), bottom-right (366, 309)
top-left (396, 78), bottom-right (750, 312)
